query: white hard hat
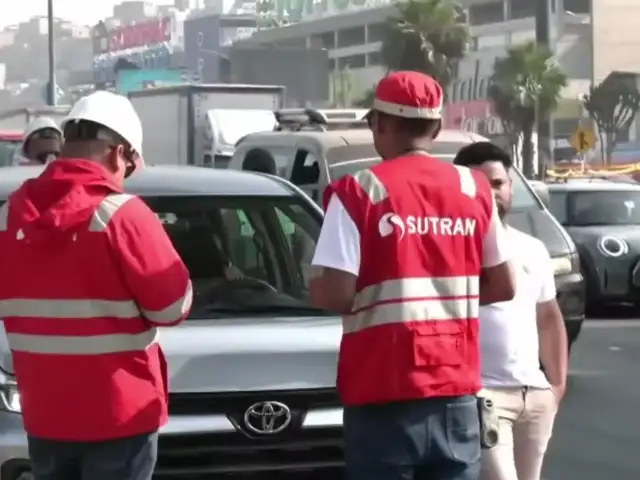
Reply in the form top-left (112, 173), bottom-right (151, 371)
top-left (61, 91), bottom-right (143, 158)
top-left (21, 117), bottom-right (62, 155)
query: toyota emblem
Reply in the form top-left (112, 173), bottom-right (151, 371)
top-left (244, 401), bottom-right (292, 435)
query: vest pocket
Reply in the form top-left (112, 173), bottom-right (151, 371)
top-left (412, 323), bottom-right (466, 367)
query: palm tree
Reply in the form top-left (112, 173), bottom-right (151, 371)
top-left (380, 0), bottom-right (471, 91)
top-left (488, 41), bottom-right (567, 178)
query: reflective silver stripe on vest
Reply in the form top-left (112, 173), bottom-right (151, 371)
top-left (141, 281), bottom-right (193, 324)
top-left (454, 166), bottom-right (477, 198)
top-left (0, 298), bottom-right (139, 319)
top-left (0, 283), bottom-right (193, 325)
top-left (343, 298), bottom-right (478, 334)
top-left (88, 193), bottom-right (135, 232)
top-left (345, 276), bottom-right (479, 334)
top-left (352, 276), bottom-right (479, 312)
top-left (0, 201), bottom-right (9, 232)
top-left (7, 328), bottom-right (159, 355)
top-left (351, 169), bottom-right (387, 204)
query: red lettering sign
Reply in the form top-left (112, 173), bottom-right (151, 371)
top-left (108, 17), bottom-right (171, 52)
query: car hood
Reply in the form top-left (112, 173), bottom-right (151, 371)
top-left (0, 316), bottom-right (342, 392)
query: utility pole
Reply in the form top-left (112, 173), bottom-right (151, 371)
top-left (46, 0), bottom-right (56, 106)
top-left (535, 0), bottom-right (552, 177)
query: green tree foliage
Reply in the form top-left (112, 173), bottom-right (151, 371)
top-left (380, 0), bottom-right (470, 90)
top-left (581, 73), bottom-right (640, 164)
top-left (488, 41), bottom-right (567, 178)
top-left (354, 88), bottom-right (375, 108)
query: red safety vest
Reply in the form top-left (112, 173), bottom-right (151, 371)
top-left (0, 159), bottom-right (192, 441)
top-left (324, 154), bottom-right (493, 406)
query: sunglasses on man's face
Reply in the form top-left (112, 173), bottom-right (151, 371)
top-left (107, 145), bottom-right (137, 178)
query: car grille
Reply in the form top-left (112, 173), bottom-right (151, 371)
top-left (168, 388), bottom-right (340, 416)
top-left (156, 389), bottom-right (343, 479)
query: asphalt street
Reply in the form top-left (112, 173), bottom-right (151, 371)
top-left (542, 318), bottom-right (640, 480)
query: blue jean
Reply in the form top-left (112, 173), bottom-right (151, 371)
top-left (27, 431), bottom-right (157, 480)
top-left (344, 395), bottom-right (481, 480)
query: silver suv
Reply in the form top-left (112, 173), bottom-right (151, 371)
top-left (0, 165), bottom-right (343, 480)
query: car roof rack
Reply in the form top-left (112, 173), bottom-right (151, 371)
top-left (274, 108), bottom-right (369, 132)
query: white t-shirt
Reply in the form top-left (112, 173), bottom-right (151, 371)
top-left (479, 227), bottom-right (556, 389)
top-left (311, 194), bottom-right (508, 274)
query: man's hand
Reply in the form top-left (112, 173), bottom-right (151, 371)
top-left (550, 383), bottom-right (566, 407)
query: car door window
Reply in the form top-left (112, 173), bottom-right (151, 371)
top-left (275, 206), bottom-right (316, 285)
top-left (549, 192), bottom-right (568, 225)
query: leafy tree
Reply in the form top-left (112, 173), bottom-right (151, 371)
top-left (380, 0), bottom-right (470, 91)
top-left (488, 41), bottom-right (567, 178)
top-left (354, 88), bottom-right (375, 108)
top-left (581, 73), bottom-right (640, 164)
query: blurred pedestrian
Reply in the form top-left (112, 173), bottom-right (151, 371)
top-left (454, 142), bottom-right (567, 480)
top-left (0, 91), bottom-right (193, 480)
top-left (20, 117), bottom-right (63, 164)
top-left (309, 71), bottom-right (515, 480)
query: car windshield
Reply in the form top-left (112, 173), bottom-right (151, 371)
top-left (0, 139), bottom-right (20, 167)
top-left (142, 195), bottom-right (326, 319)
top-left (329, 155), bottom-right (540, 211)
top-left (569, 191), bottom-right (640, 226)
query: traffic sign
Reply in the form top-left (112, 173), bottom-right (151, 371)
top-left (570, 126), bottom-right (596, 154)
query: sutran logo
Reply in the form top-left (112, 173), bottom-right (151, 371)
top-left (378, 213), bottom-right (405, 239)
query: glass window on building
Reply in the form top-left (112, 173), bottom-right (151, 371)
top-left (367, 51), bottom-right (381, 66)
top-left (564, 0), bottom-right (591, 13)
top-left (469, 1), bottom-right (504, 25)
top-left (509, 0), bottom-right (536, 19)
top-left (337, 27), bottom-right (366, 48)
top-left (309, 32), bottom-right (335, 49)
top-left (367, 23), bottom-right (386, 43)
top-left (337, 54), bottom-right (366, 69)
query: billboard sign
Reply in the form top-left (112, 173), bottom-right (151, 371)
top-left (184, 15), bottom-right (221, 82)
top-left (116, 69), bottom-right (184, 94)
top-left (108, 17), bottom-right (172, 53)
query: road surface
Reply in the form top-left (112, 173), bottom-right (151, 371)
top-left (543, 319), bottom-right (640, 479)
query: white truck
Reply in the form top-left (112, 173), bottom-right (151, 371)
top-left (0, 106), bottom-right (70, 132)
top-left (128, 84), bottom-right (285, 167)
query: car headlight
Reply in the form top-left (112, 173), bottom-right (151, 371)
top-left (552, 253), bottom-right (578, 276)
top-left (0, 370), bottom-right (20, 413)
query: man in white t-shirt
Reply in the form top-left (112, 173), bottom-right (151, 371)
top-left (455, 142), bottom-right (568, 480)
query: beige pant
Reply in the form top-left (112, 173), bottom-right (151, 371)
top-left (479, 387), bottom-right (557, 480)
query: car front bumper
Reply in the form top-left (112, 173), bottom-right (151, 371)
top-left (0, 400), bottom-right (345, 479)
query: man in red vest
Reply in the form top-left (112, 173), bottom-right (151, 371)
top-left (309, 71), bottom-right (515, 480)
top-left (0, 91), bottom-right (192, 479)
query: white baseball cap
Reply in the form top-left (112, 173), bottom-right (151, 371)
top-left (62, 91), bottom-right (143, 159)
top-left (21, 117), bottom-right (63, 155)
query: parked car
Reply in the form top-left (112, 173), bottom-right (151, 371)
top-left (547, 178), bottom-right (640, 309)
top-left (0, 131), bottom-right (22, 167)
top-left (229, 109), bottom-right (586, 351)
top-left (0, 165), bottom-right (343, 479)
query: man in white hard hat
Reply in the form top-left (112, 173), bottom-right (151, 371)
top-left (20, 117), bottom-right (63, 164)
top-left (0, 91), bottom-right (192, 480)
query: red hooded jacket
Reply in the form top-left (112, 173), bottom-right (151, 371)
top-left (0, 159), bottom-right (192, 441)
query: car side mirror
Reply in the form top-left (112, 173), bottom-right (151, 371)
top-left (529, 180), bottom-right (550, 208)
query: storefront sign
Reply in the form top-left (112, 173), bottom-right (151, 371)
top-left (443, 100), bottom-right (505, 136)
top-left (109, 17), bottom-right (172, 53)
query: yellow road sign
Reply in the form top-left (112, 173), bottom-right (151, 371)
top-left (570, 126), bottom-right (596, 154)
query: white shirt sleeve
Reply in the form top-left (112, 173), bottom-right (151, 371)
top-left (537, 245), bottom-right (557, 303)
top-left (482, 197), bottom-right (510, 268)
top-left (311, 195), bottom-right (361, 276)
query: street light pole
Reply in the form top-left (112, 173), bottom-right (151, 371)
top-left (46, 0), bottom-right (56, 106)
